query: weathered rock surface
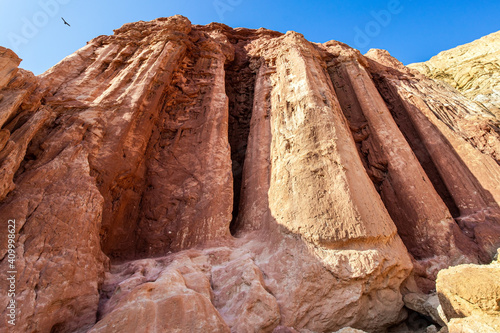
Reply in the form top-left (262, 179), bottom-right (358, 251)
top-left (0, 47), bottom-right (21, 90)
top-left (436, 251), bottom-right (500, 333)
top-left (365, 49), bottom-right (500, 287)
top-left (89, 251), bottom-right (231, 333)
top-left (235, 32), bottom-right (412, 331)
top-left (332, 328), bottom-right (368, 333)
top-left (403, 292), bottom-right (447, 327)
top-left (409, 30), bottom-right (500, 117)
top-left (0, 15), bottom-right (499, 333)
top-left (436, 255), bottom-right (500, 319)
top-left (447, 314), bottom-right (500, 333)
top-left (35, 16), bottom-right (234, 259)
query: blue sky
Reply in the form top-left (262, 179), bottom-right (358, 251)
top-left (1, 0), bottom-right (499, 75)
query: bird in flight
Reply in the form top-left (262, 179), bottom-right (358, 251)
top-left (61, 17), bottom-right (71, 27)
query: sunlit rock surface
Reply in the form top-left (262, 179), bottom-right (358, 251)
top-left (409, 30), bottom-right (500, 117)
top-left (0, 15), bottom-right (499, 333)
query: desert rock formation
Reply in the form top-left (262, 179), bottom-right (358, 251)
top-left (436, 250), bottom-right (500, 332)
top-left (409, 30), bottom-right (500, 117)
top-left (1, 16), bottom-right (499, 332)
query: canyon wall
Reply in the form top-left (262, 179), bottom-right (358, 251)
top-left (0, 16), bottom-right (499, 332)
top-left (409, 30), bottom-right (500, 117)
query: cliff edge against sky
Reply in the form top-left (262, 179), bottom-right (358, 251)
top-left (409, 30), bottom-right (500, 118)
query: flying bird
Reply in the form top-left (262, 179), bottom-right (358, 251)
top-left (61, 17), bottom-right (71, 27)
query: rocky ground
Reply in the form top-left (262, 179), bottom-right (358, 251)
top-left (0, 15), bottom-right (499, 333)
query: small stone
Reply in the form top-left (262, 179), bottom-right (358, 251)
top-left (426, 324), bottom-right (438, 333)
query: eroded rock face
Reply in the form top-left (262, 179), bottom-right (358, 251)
top-left (436, 253), bottom-right (500, 333)
top-left (35, 16), bottom-right (234, 259)
top-left (1, 15), bottom-right (499, 333)
top-left (437, 259), bottom-right (500, 320)
top-left (0, 47), bottom-right (21, 90)
top-left (89, 251), bottom-right (231, 333)
top-left (409, 30), bottom-right (500, 117)
top-left (366, 49), bottom-right (500, 270)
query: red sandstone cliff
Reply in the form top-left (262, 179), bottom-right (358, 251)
top-left (0, 15), bottom-right (499, 333)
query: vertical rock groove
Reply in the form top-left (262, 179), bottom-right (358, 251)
top-left (364, 49), bottom-right (500, 262)
top-left (233, 64), bottom-right (274, 234)
top-left (134, 30), bottom-right (234, 258)
top-left (225, 42), bottom-right (256, 235)
top-left (328, 61), bottom-right (388, 192)
top-left (326, 55), bottom-right (466, 265)
top-left (240, 33), bottom-right (412, 330)
top-left (371, 73), bottom-right (462, 218)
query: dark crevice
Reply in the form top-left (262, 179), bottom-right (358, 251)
top-left (3, 110), bottom-right (31, 133)
top-left (387, 309), bottom-right (438, 332)
top-left (370, 74), bottom-right (461, 218)
top-left (328, 64), bottom-right (389, 192)
top-left (328, 63), bottom-right (458, 260)
top-left (225, 45), bottom-right (255, 236)
top-left (50, 323), bottom-right (65, 333)
top-left (12, 115), bottom-right (58, 182)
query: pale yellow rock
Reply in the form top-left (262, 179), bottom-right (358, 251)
top-left (436, 259), bottom-right (500, 333)
top-left (409, 31), bottom-right (500, 117)
top-left (332, 328), bottom-right (368, 333)
top-left (447, 314), bottom-right (500, 333)
top-left (437, 264), bottom-right (500, 319)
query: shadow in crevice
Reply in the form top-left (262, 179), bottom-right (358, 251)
top-left (387, 308), bottom-right (438, 333)
top-left (371, 74), bottom-right (461, 218)
top-left (225, 45), bottom-right (256, 236)
top-left (327, 62), bottom-right (432, 259)
top-left (367, 61), bottom-right (500, 262)
top-left (327, 57), bottom-right (500, 263)
top-left (328, 63), bottom-right (389, 193)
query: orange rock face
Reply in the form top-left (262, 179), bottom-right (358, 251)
top-left (0, 15), bottom-right (499, 332)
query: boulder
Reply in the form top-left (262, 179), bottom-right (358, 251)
top-left (436, 254), bottom-right (500, 333)
top-left (437, 263), bottom-right (500, 320)
top-left (403, 292), bottom-right (447, 326)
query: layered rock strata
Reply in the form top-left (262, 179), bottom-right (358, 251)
top-left (0, 16), bottom-right (499, 332)
top-left (409, 30), bottom-right (500, 117)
